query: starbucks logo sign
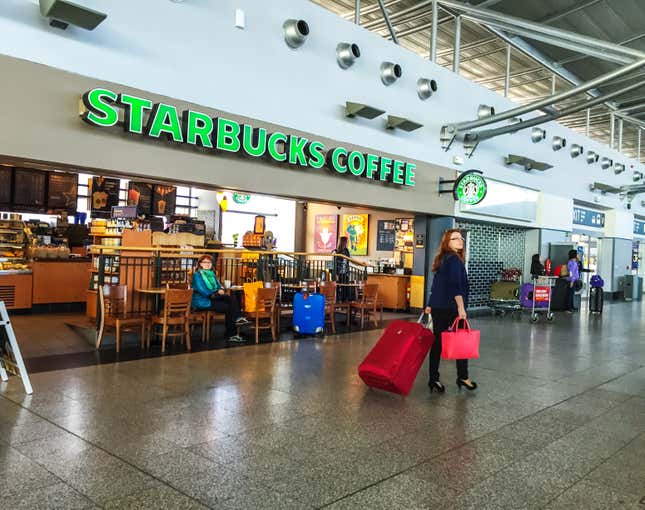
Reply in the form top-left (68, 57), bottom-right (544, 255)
top-left (233, 193), bottom-right (251, 204)
top-left (453, 170), bottom-right (487, 205)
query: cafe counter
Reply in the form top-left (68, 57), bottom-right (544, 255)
top-left (0, 259), bottom-right (91, 309)
top-left (367, 273), bottom-right (410, 311)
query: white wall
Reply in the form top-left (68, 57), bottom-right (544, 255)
top-left (605, 210), bottom-right (635, 240)
top-left (0, 0), bottom-right (642, 218)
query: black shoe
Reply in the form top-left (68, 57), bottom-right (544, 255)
top-left (234, 317), bottom-right (249, 326)
top-left (227, 335), bottom-right (244, 342)
top-left (456, 378), bottom-right (478, 391)
top-left (428, 381), bottom-right (445, 393)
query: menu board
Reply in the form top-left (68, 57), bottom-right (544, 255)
top-left (152, 185), bottom-right (176, 217)
top-left (13, 168), bottom-right (46, 209)
top-left (0, 167), bottom-right (11, 205)
top-left (376, 220), bottom-right (396, 251)
top-left (90, 176), bottom-right (120, 217)
top-left (127, 182), bottom-right (153, 216)
top-left (47, 173), bottom-right (78, 212)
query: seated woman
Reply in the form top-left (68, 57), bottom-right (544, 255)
top-left (191, 254), bottom-right (248, 341)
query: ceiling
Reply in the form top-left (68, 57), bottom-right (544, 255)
top-left (310, 0), bottom-right (645, 161)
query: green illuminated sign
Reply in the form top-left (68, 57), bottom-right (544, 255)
top-left (81, 88), bottom-right (416, 187)
top-left (233, 193), bottom-right (250, 204)
top-left (453, 170), bottom-right (487, 205)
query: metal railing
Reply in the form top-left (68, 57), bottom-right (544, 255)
top-left (90, 246), bottom-right (369, 316)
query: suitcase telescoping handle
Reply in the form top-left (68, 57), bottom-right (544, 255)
top-left (449, 318), bottom-right (471, 331)
top-left (417, 313), bottom-right (433, 330)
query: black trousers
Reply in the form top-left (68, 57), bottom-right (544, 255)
top-left (210, 294), bottom-right (241, 336)
top-left (429, 308), bottom-right (469, 382)
top-left (565, 284), bottom-right (575, 311)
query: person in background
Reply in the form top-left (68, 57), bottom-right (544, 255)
top-left (333, 236), bottom-right (351, 301)
top-left (530, 254), bottom-right (545, 279)
top-left (424, 229), bottom-right (477, 393)
top-left (191, 254), bottom-right (248, 341)
top-left (566, 250), bottom-right (580, 313)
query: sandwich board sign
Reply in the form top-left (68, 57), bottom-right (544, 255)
top-left (0, 301), bottom-right (33, 394)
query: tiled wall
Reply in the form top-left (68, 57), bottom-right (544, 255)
top-left (457, 220), bottom-right (527, 308)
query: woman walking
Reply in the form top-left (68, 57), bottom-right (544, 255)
top-left (424, 229), bottom-right (477, 393)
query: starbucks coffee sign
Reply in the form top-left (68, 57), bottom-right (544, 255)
top-left (453, 170), bottom-right (487, 205)
top-left (81, 88), bottom-right (416, 187)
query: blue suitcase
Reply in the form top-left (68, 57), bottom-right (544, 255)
top-left (293, 292), bottom-right (325, 335)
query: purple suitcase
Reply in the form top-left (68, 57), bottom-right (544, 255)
top-left (519, 283), bottom-right (549, 308)
top-left (293, 292), bottom-right (325, 334)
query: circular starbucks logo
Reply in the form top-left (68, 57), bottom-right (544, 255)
top-left (232, 193), bottom-right (251, 205)
top-left (453, 170), bottom-right (487, 205)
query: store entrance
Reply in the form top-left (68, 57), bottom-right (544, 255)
top-left (571, 233), bottom-right (599, 290)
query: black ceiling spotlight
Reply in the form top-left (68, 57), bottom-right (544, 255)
top-left (613, 162), bottom-right (626, 174)
top-left (552, 136), bottom-right (566, 151)
top-left (530, 127), bottom-right (546, 143)
top-left (570, 144), bottom-right (584, 158)
top-left (417, 78), bottom-right (437, 100)
top-left (283, 19), bottom-right (309, 48)
top-left (633, 171), bottom-right (643, 182)
top-left (586, 151), bottom-right (599, 164)
top-left (336, 43), bottom-right (360, 69)
top-left (600, 157), bottom-right (613, 170)
top-left (39, 0), bottom-right (107, 30)
top-left (477, 104), bottom-right (495, 119)
top-left (380, 62), bottom-right (402, 86)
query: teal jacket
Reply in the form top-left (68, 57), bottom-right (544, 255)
top-left (191, 270), bottom-right (221, 310)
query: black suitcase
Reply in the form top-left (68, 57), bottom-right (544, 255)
top-left (589, 287), bottom-right (603, 313)
top-left (550, 278), bottom-right (569, 311)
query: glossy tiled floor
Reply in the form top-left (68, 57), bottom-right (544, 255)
top-left (1, 301), bottom-right (644, 509)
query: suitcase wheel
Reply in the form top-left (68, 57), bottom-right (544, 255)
top-left (546, 313), bottom-right (554, 321)
top-left (530, 314), bottom-right (539, 323)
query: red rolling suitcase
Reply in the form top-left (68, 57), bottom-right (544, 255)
top-left (358, 318), bottom-right (434, 396)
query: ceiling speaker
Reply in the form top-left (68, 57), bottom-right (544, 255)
top-left (336, 43), bottom-right (360, 69)
top-left (570, 144), bottom-right (583, 158)
top-left (39, 0), bottom-right (107, 30)
top-left (477, 104), bottom-right (495, 119)
top-left (552, 136), bottom-right (566, 151)
top-left (531, 127), bottom-right (546, 143)
top-left (417, 78), bottom-right (437, 100)
top-left (283, 19), bottom-right (309, 48)
top-left (600, 157), bottom-right (613, 170)
top-left (586, 151), bottom-right (599, 164)
top-left (380, 62), bottom-right (402, 86)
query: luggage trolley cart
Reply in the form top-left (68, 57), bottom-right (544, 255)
top-left (528, 276), bottom-right (556, 323)
top-left (489, 280), bottom-right (521, 317)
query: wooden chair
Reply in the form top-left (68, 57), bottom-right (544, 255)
top-left (147, 288), bottom-right (193, 352)
top-left (250, 287), bottom-right (278, 343)
top-left (166, 282), bottom-right (210, 343)
top-left (96, 285), bottom-right (147, 353)
top-left (271, 282), bottom-right (293, 334)
top-left (350, 283), bottom-right (382, 329)
top-left (320, 281), bottom-right (350, 334)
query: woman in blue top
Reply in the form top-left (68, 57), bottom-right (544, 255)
top-left (191, 255), bottom-right (247, 341)
top-left (565, 250), bottom-right (580, 312)
top-left (424, 229), bottom-right (477, 393)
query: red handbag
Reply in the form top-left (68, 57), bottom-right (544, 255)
top-left (441, 318), bottom-right (480, 360)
